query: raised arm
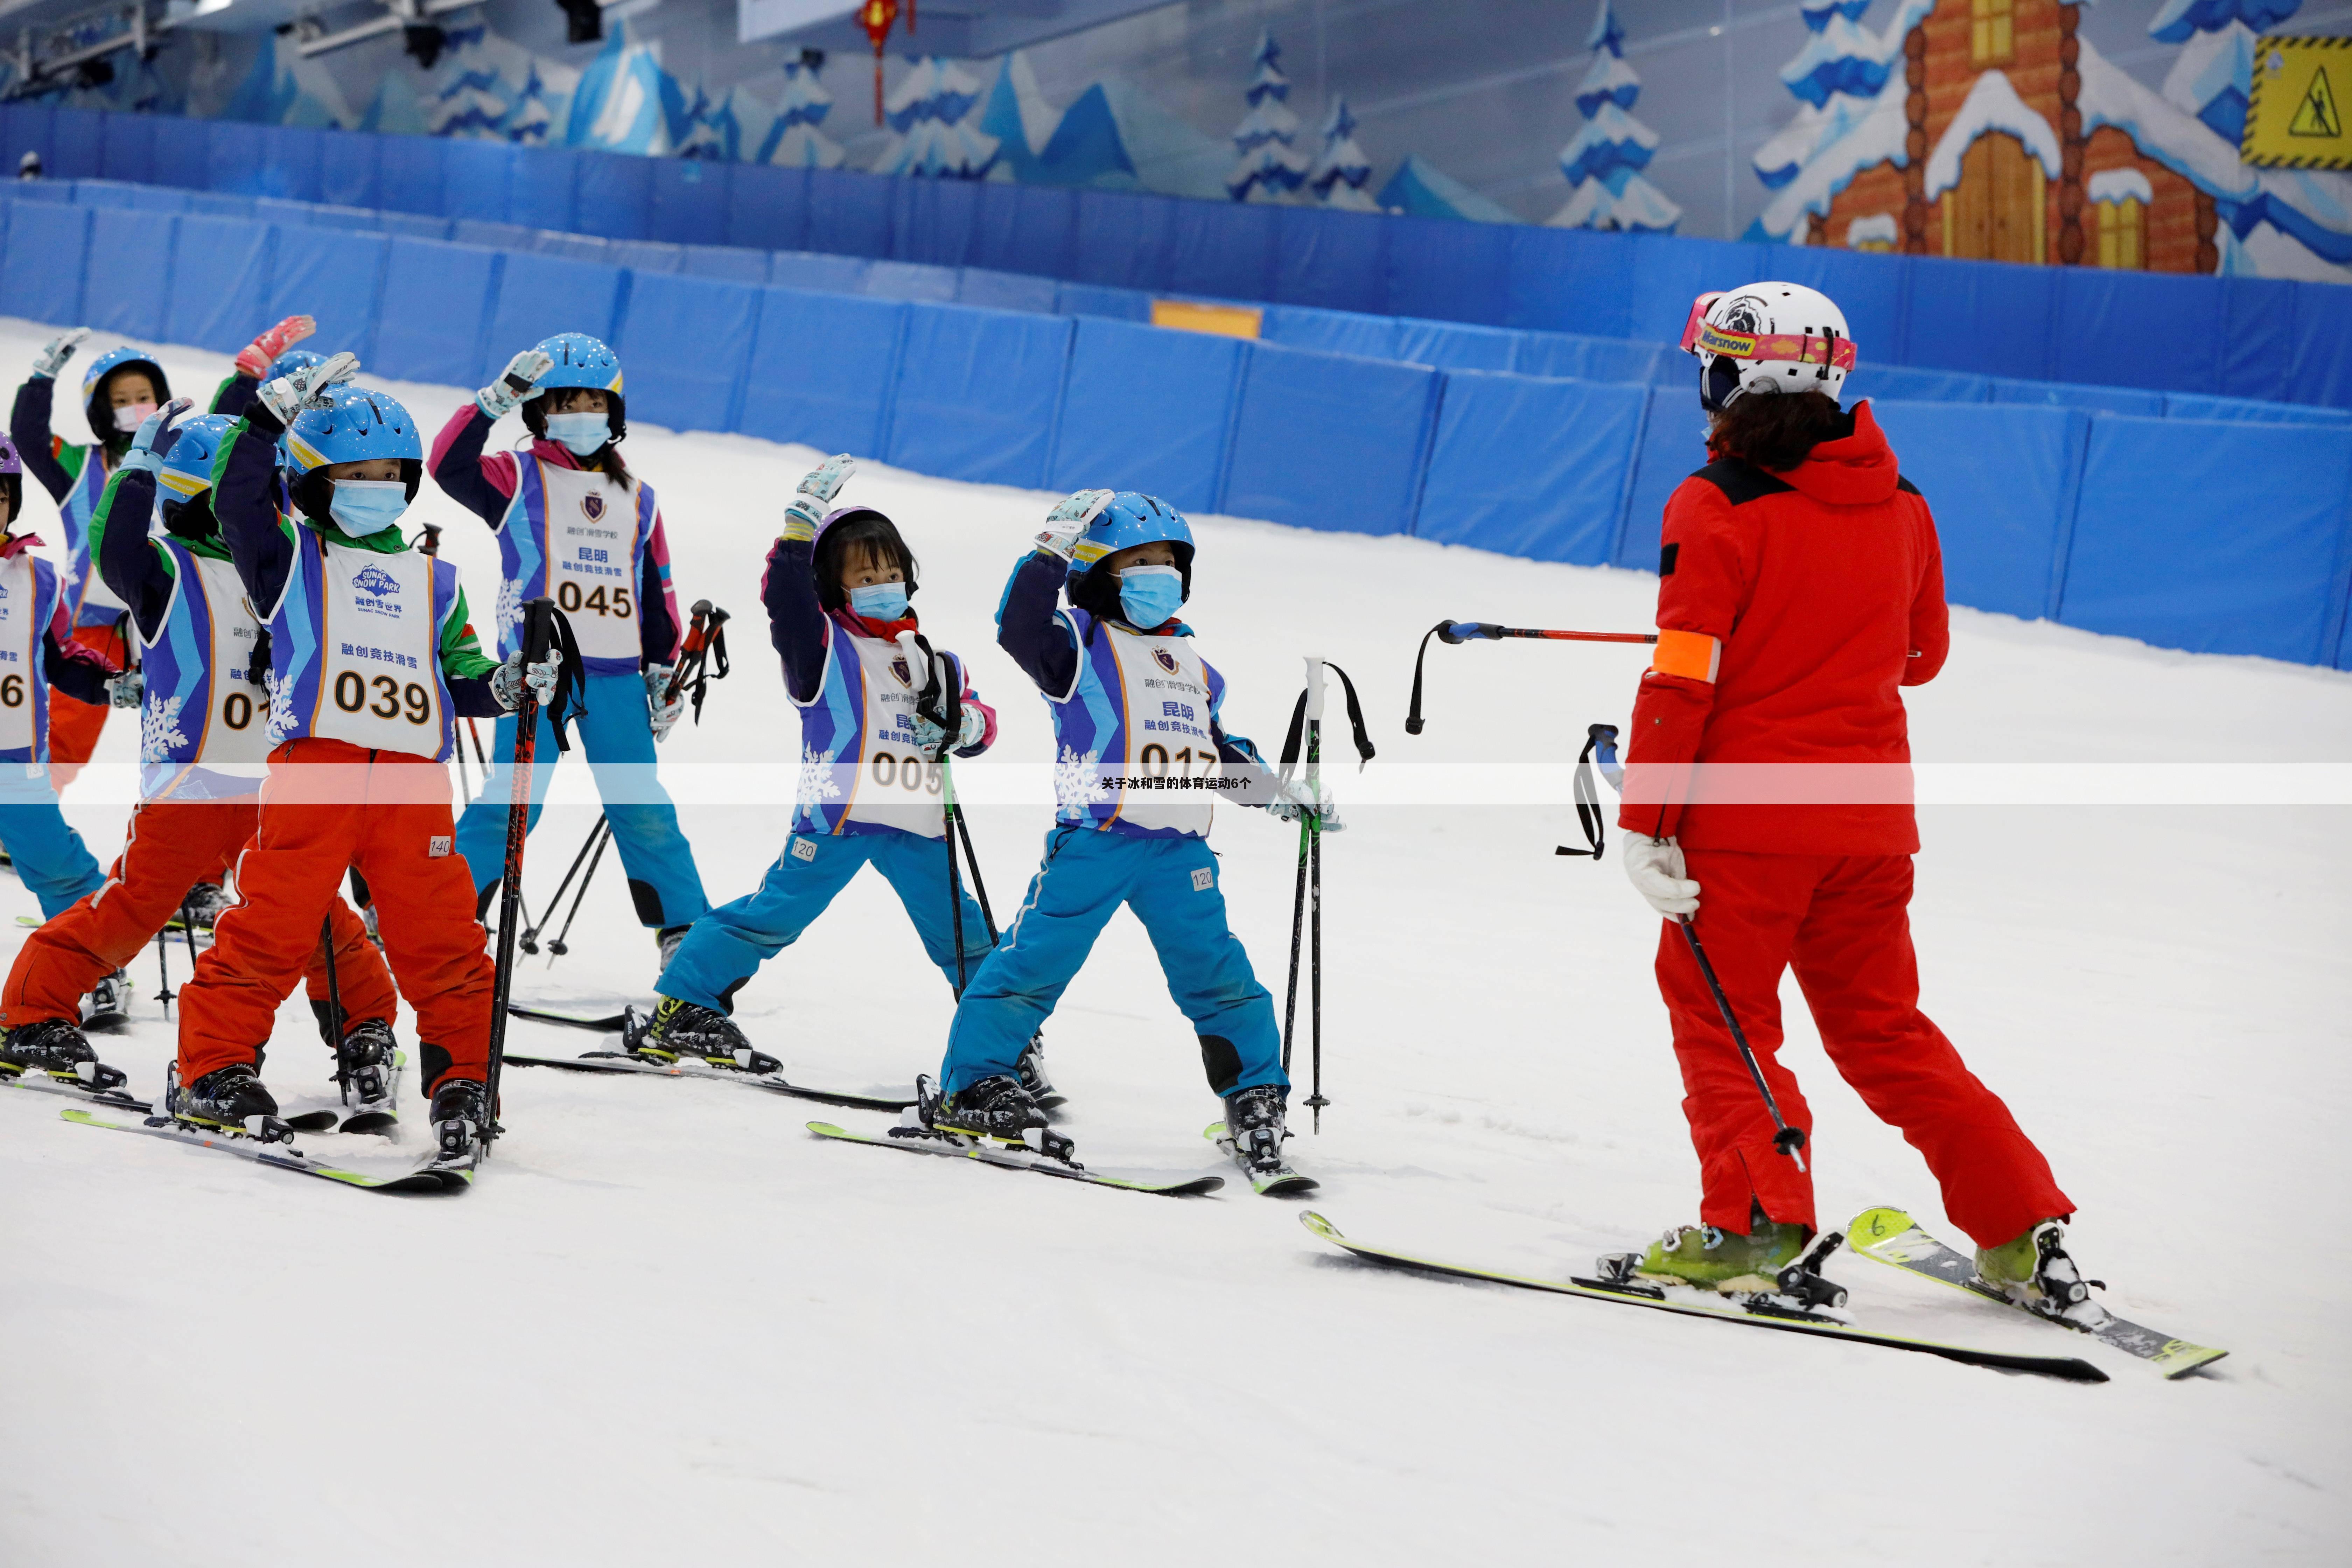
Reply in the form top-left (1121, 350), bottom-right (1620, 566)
top-left (93, 467), bottom-right (174, 643)
top-left (10, 373), bottom-right (79, 505)
top-left (995, 549), bottom-right (1079, 698)
top-left (211, 405), bottom-right (299, 615)
top-left (426, 402), bottom-right (520, 528)
top-left (760, 536), bottom-right (830, 705)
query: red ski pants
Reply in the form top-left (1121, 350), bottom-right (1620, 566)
top-left (179, 739), bottom-right (491, 1092)
top-left (1, 797), bottom-right (393, 1030)
top-left (1657, 850), bottom-right (2071, 1249)
top-left (46, 624), bottom-right (124, 792)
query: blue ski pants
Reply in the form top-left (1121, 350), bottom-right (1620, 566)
top-left (656, 825), bottom-right (994, 1014)
top-left (938, 827), bottom-right (1286, 1099)
top-left (454, 669), bottom-right (709, 931)
top-left (0, 765), bottom-right (104, 920)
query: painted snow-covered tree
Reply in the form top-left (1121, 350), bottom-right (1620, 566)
top-left (1226, 31), bottom-right (1310, 201)
top-left (2154, 0), bottom-right (2303, 145)
top-left (1549, 0), bottom-right (1680, 231)
top-left (1310, 94), bottom-right (1378, 211)
top-left (758, 61), bottom-right (846, 168)
top-left (1746, 0), bottom-right (1929, 246)
top-left (871, 57), bottom-right (998, 178)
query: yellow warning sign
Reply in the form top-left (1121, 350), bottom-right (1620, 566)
top-left (2245, 36), bottom-right (2352, 168)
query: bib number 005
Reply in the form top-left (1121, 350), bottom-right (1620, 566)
top-left (334, 671), bottom-right (432, 725)
top-left (556, 581), bottom-right (633, 620)
top-left (868, 749), bottom-right (942, 796)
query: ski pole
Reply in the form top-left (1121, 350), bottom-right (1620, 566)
top-left (1406, 619), bottom-right (1656, 734)
top-left (951, 805), bottom-right (996, 943)
top-left (1676, 915), bottom-right (1806, 1170)
top-left (155, 892), bottom-right (186, 1012)
top-left (899, 630), bottom-right (971, 997)
top-left (485, 597), bottom-right (566, 1156)
top-left (419, 523), bottom-right (475, 801)
top-left (523, 813), bottom-right (607, 954)
top-left (665, 600), bottom-right (732, 724)
top-left (1275, 657), bottom-right (1371, 1131)
top-left (547, 817), bottom-right (611, 959)
top-left (320, 914), bottom-right (351, 1108)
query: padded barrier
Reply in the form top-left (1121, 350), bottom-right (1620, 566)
top-left (2050, 268), bottom-right (2220, 395)
top-left (264, 226), bottom-right (389, 366)
top-left (100, 112), bottom-right (154, 187)
top-left (1384, 216), bottom-right (1511, 326)
top-left (886, 304), bottom-right (1073, 489)
top-left (1989, 378), bottom-right (2166, 417)
top-left (862, 260), bottom-right (959, 303)
top-left (969, 184), bottom-right (1076, 281)
top-left (2060, 415), bottom-right (2352, 664)
top-left (1871, 400), bottom-right (2086, 621)
top-left (1416, 371), bottom-right (1648, 567)
top-left (615, 272), bottom-right (760, 436)
top-left (373, 211), bottom-right (451, 240)
top-left (442, 140), bottom-right (513, 223)
top-left (1047, 317), bottom-right (1246, 511)
top-left (769, 250), bottom-right (868, 294)
top-left (1168, 200), bottom-right (1276, 305)
top-left (72, 179), bottom-right (143, 209)
top-left (455, 218), bottom-right (533, 251)
top-left (610, 240), bottom-right (682, 274)
top-left (534, 231), bottom-right (613, 263)
top-left (1901, 256), bottom-right (2056, 378)
top-left (83, 208), bottom-right (176, 343)
top-left (736, 288), bottom-right (906, 456)
top-left (319, 132), bottom-right (380, 211)
top-left (1053, 282), bottom-right (1150, 322)
top-left (651, 159), bottom-right (728, 248)
top-left (480, 252), bottom-right (626, 380)
top-left (681, 243), bottom-right (769, 284)
top-left (1071, 190), bottom-right (1174, 291)
top-left (1261, 304), bottom-right (1395, 360)
top-left (377, 136), bottom-right (444, 217)
top-left (50, 107), bottom-right (102, 180)
top-left (162, 214), bottom-right (270, 354)
top-left (2162, 392), bottom-right (2352, 426)
top-left (373, 238), bottom-right (500, 387)
top-left (805, 167), bottom-right (891, 261)
top-left (889, 177), bottom-right (979, 268)
top-left (0, 200), bottom-right (91, 327)
top-left (1275, 204), bottom-right (1387, 315)
top-left (1395, 318), bottom-right (1521, 373)
top-left (727, 164), bottom-right (806, 253)
top-left (1222, 343), bottom-right (1440, 536)
top-left (574, 152), bottom-right (652, 241)
top-left (956, 267), bottom-right (1058, 314)
top-left (1616, 385), bottom-right (1709, 571)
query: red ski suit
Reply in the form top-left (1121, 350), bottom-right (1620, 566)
top-left (1618, 402), bottom-right (2070, 1248)
top-left (0, 798), bottom-right (394, 1033)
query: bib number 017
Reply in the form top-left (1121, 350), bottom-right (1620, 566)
top-left (334, 670), bottom-right (431, 725)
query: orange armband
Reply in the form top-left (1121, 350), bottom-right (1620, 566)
top-left (1650, 628), bottom-right (1721, 683)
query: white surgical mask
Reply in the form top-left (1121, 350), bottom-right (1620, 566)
top-left (113, 402), bottom-right (159, 434)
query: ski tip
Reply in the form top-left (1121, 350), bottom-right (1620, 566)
top-left (1846, 1206), bottom-right (1917, 1247)
top-left (1298, 1210), bottom-right (1343, 1242)
top-left (1203, 1121), bottom-right (1228, 1141)
top-left (806, 1121), bottom-right (848, 1137)
top-left (2153, 1344), bottom-right (2230, 1379)
top-left (59, 1106), bottom-right (106, 1126)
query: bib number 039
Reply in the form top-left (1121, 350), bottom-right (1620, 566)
top-left (334, 671), bottom-right (432, 725)
top-left (556, 581), bottom-right (634, 620)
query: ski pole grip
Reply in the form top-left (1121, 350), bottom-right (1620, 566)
top-left (1438, 621), bottom-right (1499, 644)
top-left (521, 595), bottom-right (556, 670)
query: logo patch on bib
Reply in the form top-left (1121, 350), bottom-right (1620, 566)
top-left (890, 657), bottom-right (912, 688)
top-left (1153, 649), bottom-right (1179, 673)
top-left (352, 565), bottom-right (399, 597)
top-left (581, 493), bottom-right (606, 522)
top-left (1191, 867), bottom-right (1214, 892)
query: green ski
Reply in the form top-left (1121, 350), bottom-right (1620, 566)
top-left (62, 1108), bottom-right (463, 1194)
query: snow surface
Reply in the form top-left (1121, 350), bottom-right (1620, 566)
top-left (2, 320), bottom-right (2350, 1565)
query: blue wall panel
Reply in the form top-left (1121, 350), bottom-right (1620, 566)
top-left (957, 266), bottom-right (1058, 313)
top-left (99, 113), bottom-right (154, 186)
top-left (887, 304), bottom-right (1072, 488)
top-left (378, 135), bottom-right (445, 217)
top-left (650, 158), bottom-right (727, 247)
top-left (83, 208), bottom-right (175, 342)
top-left (889, 176), bottom-right (978, 267)
top-left (255, 197), bottom-right (318, 228)
top-left (2288, 280), bottom-right (2352, 412)
top-left (50, 108), bottom-right (102, 180)
top-left (1903, 256), bottom-right (2056, 378)
top-left (1223, 343), bottom-right (1438, 535)
top-left (2219, 275), bottom-right (2295, 404)
top-left (1261, 304), bottom-right (1396, 360)
top-left (1624, 234), bottom-right (1769, 351)
top-left (1511, 330), bottom-right (1606, 380)
top-left (1054, 282), bottom-right (1151, 321)
top-left (1507, 225), bottom-right (1635, 338)
top-left (1384, 216), bottom-right (1510, 326)
top-left (681, 243), bottom-right (769, 283)
top-left (1857, 363), bottom-right (1992, 402)
top-left (0, 201), bottom-right (90, 326)
top-left (534, 231), bottom-right (610, 262)
top-left (1071, 190), bottom-right (1173, 290)
top-left (482, 252), bottom-right (625, 379)
top-left (1617, 385), bottom-right (1708, 569)
top-left (1396, 318), bottom-right (1521, 372)
top-left (2050, 269), bottom-right (2220, 394)
top-left (264, 226), bottom-right (388, 365)
top-left (2162, 392), bottom-right (2352, 426)
top-left (205, 122), bottom-right (264, 195)
top-left (726, 163), bottom-right (806, 252)
top-left (441, 139), bottom-right (515, 222)
top-left (455, 218), bottom-right (533, 250)
top-left (509, 146), bottom-right (581, 233)
top-left (969, 183), bottom-right (1075, 280)
top-left (1417, 372), bottom-right (1647, 566)
top-left (862, 260), bottom-right (959, 302)
top-left (265, 127), bottom-right (324, 202)
top-left (2061, 415), bottom-right (2352, 662)
top-left (125, 185), bottom-right (190, 213)
top-left (318, 130), bottom-right (380, 210)
top-left (1989, 378), bottom-right (2166, 417)
top-left (804, 168), bottom-right (891, 259)
top-left (611, 240), bottom-right (682, 273)
top-left (374, 238), bottom-right (500, 387)
top-left (163, 214), bottom-right (271, 353)
top-left (1872, 400), bottom-right (2084, 621)
top-left (1275, 204), bottom-right (1386, 314)
top-left (1048, 317), bottom-right (1244, 512)
top-left (575, 152), bottom-right (652, 241)
top-left (184, 191), bottom-right (255, 218)
top-left (1169, 201), bottom-right (1276, 305)
top-left (736, 289), bottom-right (906, 456)
top-left (769, 250), bottom-right (868, 293)
top-left (3, 106), bottom-right (55, 179)
top-left (152, 120), bottom-right (208, 193)
top-left (1771, 245), bottom-right (1908, 367)
top-left (71, 180), bottom-right (141, 209)
top-left (373, 210), bottom-right (451, 240)
top-left (306, 203), bottom-right (383, 233)
top-left (616, 273), bottom-right (760, 435)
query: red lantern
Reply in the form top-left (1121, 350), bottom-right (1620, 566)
top-left (858, 0), bottom-right (898, 126)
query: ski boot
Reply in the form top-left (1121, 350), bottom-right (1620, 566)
top-left (337, 1018), bottom-right (400, 1133)
top-left (1015, 1031), bottom-right (1060, 1106)
top-left (1976, 1220), bottom-right (2106, 1324)
top-left (919, 1073), bottom-right (1043, 1145)
top-left (630, 997), bottom-right (782, 1073)
top-left (428, 1077), bottom-right (491, 1170)
top-left (1625, 1205), bottom-right (1811, 1293)
top-left (80, 968), bottom-right (132, 1033)
top-left (0, 1018), bottom-right (128, 1092)
top-left (1222, 1084), bottom-right (1293, 1181)
top-left (167, 1063), bottom-right (292, 1140)
top-left (180, 881), bottom-right (235, 932)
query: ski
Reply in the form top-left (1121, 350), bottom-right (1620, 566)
top-left (1, 1063), bottom-right (150, 1114)
top-left (1846, 1206), bottom-right (2226, 1379)
top-left (1206, 1120), bottom-right (1319, 1195)
top-left (504, 1050), bottom-right (916, 1112)
top-left (1298, 1212), bottom-right (2108, 1382)
top-left (279, 1049), bottom-right (407, 1136)
top-left (505, 1002), bottom-right (628, 1032)
top-left (809, 1120), bottom-right (1225, 1197)
top-left (61, 1108), bottom-right (462, 1193)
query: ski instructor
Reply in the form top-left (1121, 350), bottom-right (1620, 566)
top-left (1614, 282), bottom-right (2090, 1315)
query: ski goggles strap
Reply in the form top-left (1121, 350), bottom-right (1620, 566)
top-left (1555, 723), bottom-right (1621, 861)
top-left (1679, 294), bottom-right (1858, 371)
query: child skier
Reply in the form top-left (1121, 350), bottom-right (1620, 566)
top-left (925, 490), bottom-right (1331, 1180)
top-left (1614, 283), bottom-right (2089, 1317)
top-left (8, 330), bottom-right (168, 789)
top-left (0, 401), bottom-right (406, 1119)
top-left (170, 357), bottom-right (553, 1161)
top-left (637, 456), bottom-right (996, 1067)
top-left (428, 333), bottom-right (706, 968)
top-left (0, 430), bottom-right (131, 1091)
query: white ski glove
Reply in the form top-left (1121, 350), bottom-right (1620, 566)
top-left (1623, 835), bottom-right (1699, 918)
top-left (259, 351), bottom-right (359, 425)
top-left (645, 664), bottom-right (686, 740)
top-left (781, 453), bottom-right (855, 543)
top-left (117, 397), bottom-right (194, 478)
top-left (910, 701), bottom-right (986, 758)
top-left (108, 668), bottom-right (143, 709)
top-left (477, 347), bottom-right (555, 420)
top-left (1035, 489), bottom-right (1114, 560)
top-left (1267, 775), bottom-right (1343, 832)
top-left (490, 645), bottom-right (564, 713)
top-left (30, 328), bottom-right (89, 380)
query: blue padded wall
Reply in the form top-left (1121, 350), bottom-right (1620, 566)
top-left (441, 139), bottom-right (514, 223)
top-left (455, 218), bottom-right (533, 250)
top-left (617, 273), bottom-right (760, 435)
top-left (1903, 256), bottom-right (2056, 378)
top-left (1507, 225), bottom-right (1634, 338)
top-left (1857, 364), bottom-right (1991, 402)
top-left (2219, 276), bottom-right (2295, 404)
top-left (1384, 216), bottom-right (1510, 326)
top-left (2163, 392), bottom-right (2352, 425)
top-left (378, 135), bottom-right (445, 217)
top-left (126, 185), bottom-right (190, 213)
top-left (1624, 235), bottom-right (1769, 352)
top-left (1222, 343), bottom-right (1439, 535)
top-left (533, 231), bottom-right (610, 262)
top-left (726, 163), bottom-right (806, 252)
top-left (1275, 204), bottom-right (1387, 314)
top-left (50, 108), bottom-right (102, 180)
top-left (736, 289), bottom-right (906, 456)
top-left (374, 238), bottom-right (500, 387)
top-left (969, 184), bottom-right (1075, 281)
top-left (1771, 244), bottom-right (1910, 365)
top-left (886, 304), bottom-right (1073, 489)
top-left (682, 243), bottom-right (769, 284)
top-left (1071, 190), bottom-right (1173, 290)
top-left (1054, 282), bottom-right (1150, 322)
top-left (151, 119), bottom-right (206, 193)
top-left (373, 211), bottom-right (451, 240)
top-left (264, 226), bottom-right (389, 365)
top-left (1048, 317), bottom-right (1246, 511)
top-left (770, 251), bottom-right (869, 293)
top-left (1989, 378), bottom-right (2166, 417)
top-left (267, 127), bottom-right (325, 203)
top-left (0, 201), bottom-right (90, 326)
top-left (805, 167), bottom-right (890, 260)
top-left (1871, 400), bottom-right (2086, 621)
top-left (1261, 304), bottom-right (1396, 360)
top-left (83, 208), bottom-right (175, 342)
top-left (1617, 386), bottom-right (1708, 570)
top-left (2050, 269), bottom-right (2220, 394)
top-left (575, 152), bottom-right (653, 241)
top-left (318, 130), bottom-right (380, 210)
top-left (2288, 280), bottom-right (2352, 412)
top-left (509, 146), bottom-right (581, 234)
top-left (863, 260), bottom-right (959, 302)
top-left (1396, 318), bottom-right (1521, 372)
top-left (162, 214), bottom-right (270, 353)
top-left (99, 113), bottom-right (154, 186)
top-left (481, 252), bottom-right (626, 379)
top-left (2060, 415), bottom-right (2352, 662)
top-left (610, 240), bottom-right (682, 273)
top-left (651, 159), bottom-right (728, 247)
top-left (1169, 200), bottom-right (1276, 304)
top-left (957, 266), bottom-right (1058, 314)
top-left (1416, 372), bottom-right (1648, 566)
top-left (889, 177), bottom-right (979, 268)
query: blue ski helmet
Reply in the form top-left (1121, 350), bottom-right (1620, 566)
top-left (1069, 492), bottom-right (1193, 587)
top-left (78, 345), bottom-right (171, 444)
top-left (0, 430), bottom-right (20, 529)
top-left (156, 413), bottom-right (236, 538)
top-left (523, 332), bottom-right (626, 449)
top-left (283, 386), bottom-right (425, 521)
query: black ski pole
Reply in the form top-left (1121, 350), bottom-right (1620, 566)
top-left (155, 894), bottom-right (187, 1011)
top-left (524, 813), bottom-right (607, 954)
top-left (1676, 915), bottom-right (1806, 1169)
top-left (1304, 697), bottom-right (1327, 1133)
top-left (321, 915), bottom-right (351, 1108)
top-left (951, 805), bottom-right (996, 943)
top-left (547, 817), bottom-right (612, 959)
top-left (485, 597), bottom-right (567, 1156)
top-left (898, 631), bottom-right (970, 997)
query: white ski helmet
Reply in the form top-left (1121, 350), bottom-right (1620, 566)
top-left (1681, 282), bottom-right (1855, 412)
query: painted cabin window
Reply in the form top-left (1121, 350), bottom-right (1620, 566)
top-left (1971, 0), bottom-right (2016, 66)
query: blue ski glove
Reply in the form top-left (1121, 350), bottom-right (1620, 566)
top-left (117, 397), bottom-right (195, 478)
top-left (30, 328), bottom-right (89, 380)
top-left (782, 453), bottom-right (855, 543)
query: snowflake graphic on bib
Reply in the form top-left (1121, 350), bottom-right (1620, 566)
top-left (140, 695), bottom-right (191, 763)
top-left (798, 743), bottom-right (843, 805)
top-left (262, 669), bottom-right (299, 744)
top-left (495, 578), bottom-right (526, 635)
top-left (1054, 744), bottom-right (1111, 812)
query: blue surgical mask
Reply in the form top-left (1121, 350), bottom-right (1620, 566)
top-left (544, 410), bottom-right (610, 456)
top-left (848, 581), bottom-right (909, 621)
top-left (328, 479), bottom-right (409, 537)
top-left (1117, 564), bottom-right (1184, 628)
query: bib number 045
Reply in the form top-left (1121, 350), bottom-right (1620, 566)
top-left (556, 581), bottom-right (633, 620)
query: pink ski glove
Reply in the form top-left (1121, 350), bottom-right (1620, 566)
top-left (234, 315), bottom-right (317, 379)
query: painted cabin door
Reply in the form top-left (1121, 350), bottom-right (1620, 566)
top-left (1942, 132), bottom-right (2046, 264)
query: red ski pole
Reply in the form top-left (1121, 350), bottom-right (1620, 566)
top-left (482, 597), bottom-right (559, 1156)
top-left (1406, 618), bottom-right (1657, 734)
